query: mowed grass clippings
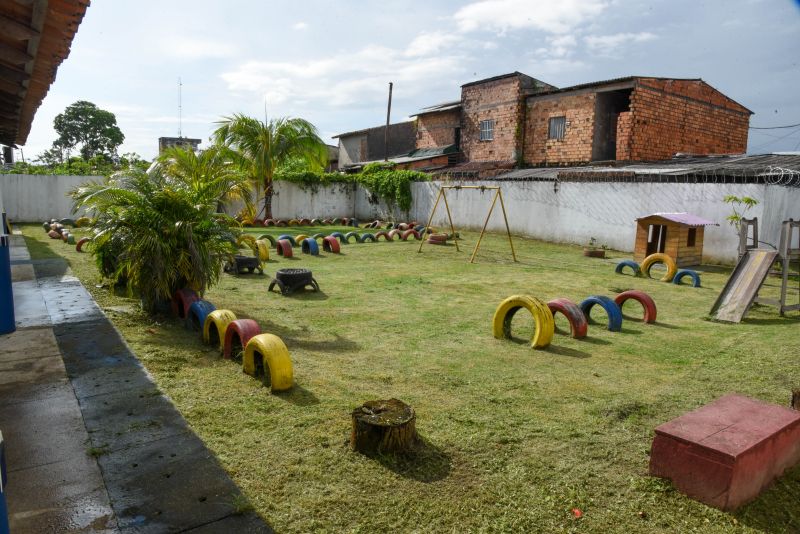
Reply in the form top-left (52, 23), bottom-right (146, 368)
top-left (22, 224), bottom-right (800, 533)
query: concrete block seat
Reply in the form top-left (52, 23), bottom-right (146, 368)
top-left (649, 394), bottom-right (800, 510)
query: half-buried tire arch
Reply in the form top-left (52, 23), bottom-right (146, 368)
top-left (492, 295), bottom-right (555, 349)
top-left (344, 231), bottom-right (360, 243)
top-left (358, 233), bottom-right (376, 243)
top-left (322, 236), bottom-right (341, 253)
top-left (301, 238), bottom-right (320, 256)
top-left (546, 298), bottom-right (588, 339)
top-left (243, 334), bottom-right (294, 392)
top-left (579, 295), bottom-right (623, 332)
top-left (257, 234), bottom-right (276, 246)
top-left (171, 288), bottom-right (199, 319)
top-left (203, 310), bottom-right (237, 350)
top-left (276, 239), bottom-right (294, 258)
top-left (223, 319), bottom-right (261, 361)
top-left (641, 253), bottom-right (678, 282)
top-left (254, 240), bottom-right (271, 261)
top-left (672, 269), bottom-right (701, 287)
top-left (187, 300), bottom-right (217, 333)
top-left (615, 260), bottom-right (641, 277)
top-left (614, 290), bottom-right (657, 323)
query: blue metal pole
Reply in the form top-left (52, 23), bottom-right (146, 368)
top-left (0, 235), bottom-right (14, 335)
top-left (0, 430), bottom-right (9, 534)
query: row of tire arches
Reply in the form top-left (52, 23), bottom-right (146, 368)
top-left (492, 290), bottom-right (658, 349)
top-left (616, 254), bottom-right (702, 287)
top-left (170, 288), bottom-right (294, 392)
top-left (255, 228), bottom-right (424, 258)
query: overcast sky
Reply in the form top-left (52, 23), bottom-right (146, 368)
top-left (16, 0), bottom-right (800, 161)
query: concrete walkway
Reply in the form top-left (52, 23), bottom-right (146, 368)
top-left (0, 234), bottom-right (271, 533)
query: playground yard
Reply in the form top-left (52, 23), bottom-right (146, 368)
top-left (22, 224), bottom-right (800, 533)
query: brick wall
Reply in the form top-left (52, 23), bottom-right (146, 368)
top-left (461, 77), bottom-right (524, 163)
top-left (416, 109), bottom-right (460, 149)
top-left (616, 111), bottom-right (633, 161)
top-left (524, 93), bottom-right (596, 165)
top-left (628, 79), bottom-right (750, 160)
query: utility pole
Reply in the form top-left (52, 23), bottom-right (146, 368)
top-left (384, 82), bottom-right (393, 161)
top-left (178, 77), bottom-right (183, 138)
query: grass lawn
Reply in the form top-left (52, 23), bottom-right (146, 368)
top-left (21, 223), bottom-right (800, 533)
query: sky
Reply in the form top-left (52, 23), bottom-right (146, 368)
top-left (15, 0), bottom-right (800, 162)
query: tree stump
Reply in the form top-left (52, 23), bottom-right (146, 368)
top-left (350, 399), bottom-right (417, 454)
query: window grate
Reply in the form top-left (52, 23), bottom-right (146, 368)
top-left (479, 119), bottom-right (494, 141)
top-left (548, 116), bottom-right (566, 140)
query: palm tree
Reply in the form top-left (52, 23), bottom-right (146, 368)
top-left (71, 156), bottom-right (242, 313)
top-left (213, 113), bottom-right (327, 219)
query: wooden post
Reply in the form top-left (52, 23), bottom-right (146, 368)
top-left (350, 399), bottom-right (417, 454)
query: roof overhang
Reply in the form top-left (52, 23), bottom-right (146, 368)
top-left (0, 0), bottom-right (90, 147)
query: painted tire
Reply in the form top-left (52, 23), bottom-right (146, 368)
top-left (329, 232), bottom-right (347, 244)
top-left (614, 290), bottom-right (657, 323)
top-left (310, 218), bottom-right (322, 226)
top-left (43, 221), bottom-right (51, 231)
top-left (276, 239), bottom-right (294, 258)
top-left (288, 219), bottom-right (300, 226)
top-left (322, 236), bottom-right (341, 253)
top-left (60, 230), bottom-right (70, 242)
top-left (254, 240), bottom-right (271, 261)
top-left (311, 233), bottom-right (326, 241)
top-left (223, 319), bottom-right (261, 361)
top-left (294, 234), bottom-right (309, 244)
top-left (171, 288), bottom-right (199, 319)
top-left (275, 220), bottom-right (288, 227)
top-left (332, 218), bottom-right (342, 225)
top-left (673, 269), bottom-right (701, 288)
top-left (579, 296), bottom-right (623, 332)
top-left (641, 253), bottom-right (678, 282)
top-left (243, 334), bottom-right (293, 392)
top-left (375, 231), bottom-right (393, 242)
top-left (415, 225), bottom-right (426, 233)
top-left (358, 233), bottom-right (376, 243)
top-left (76, 237), bottom-right (91, 252)
top-left (615, 260), bottom-right (641, 276)
top-left (299, 218), bottom-right (312, 225)
top-left (546, 298), bottom-right (588, 339)
top-left (322, 218), bottom-right (333, 225)
top-left (388, 229), bottom-right (402, 239)
top-left (492, 295), bottom-right (555, 349)
top-left (203, 309), bottom-right (237, 350)
top-left (341, 218), bottom-right (350, 226)
top-left (350, 218), bottom-right (359, 227)
top-left (47, 230), bottom-right (60, 239)
top-left (397, 223), bottom-right (409, 231)
top-left (236, 234), bottom-right (258, 256)
top-left (264, 219), bottom-right (276, 226)
top-left (344, 231), bottom-right (360, 243)
top-left (257, 234), bottom-right (276, 246)
top-left (75, 216), bottom-right (91, 228)
top-left (400, 229), bottom-right (421, 241)
top-left (59, 218), bottom-right (76, 227)
top-left (187, 299), bottom-right (216, 332)
top-left (301, 238), bottom-right (320, 255)
top-left (277, 234), bottom-right (297, 246)
top-left (65, 234), bottom-right (75, 245)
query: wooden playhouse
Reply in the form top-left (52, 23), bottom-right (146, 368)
top-left (634, 213), bottom-right (718, 267)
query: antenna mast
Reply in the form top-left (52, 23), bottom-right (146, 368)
top-left (178, 77), bottom-right (183, 138)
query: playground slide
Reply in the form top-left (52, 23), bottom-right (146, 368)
top-left (710, 248), bottom-right (779, 323)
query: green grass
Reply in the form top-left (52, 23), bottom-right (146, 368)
top-left (21, 224), bottom-right (800, 533)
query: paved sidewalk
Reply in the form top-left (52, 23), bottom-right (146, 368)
top-left (0, 234), bottom-right (271, 533)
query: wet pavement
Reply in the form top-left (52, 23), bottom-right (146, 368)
top-left (0, 235), bottom-right (271, 533)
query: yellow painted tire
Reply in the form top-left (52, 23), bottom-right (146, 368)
top-left (236, 234), bottom-right (258, 256)
top-left (254, 239), bottom-right (270, 261)
top-left (294, 234), bottom-right (309, 243)
top-left (641, 253), bottom-right (678, 282)
top-left (492, 295), bottom-right (555, 349)
top-left (75, 216), bottom-right (92, 228)
top-left (203, 310), bottom-right (237, 350)
top-left (243, 334), bottom-right (294, 392)
top-left (288, 219), bottom-right (300, 226)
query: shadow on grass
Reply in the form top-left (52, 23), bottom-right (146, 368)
top-left (579, 337), bottom-right (612, 346)
top-left (288, 289), bottom-right (329, 301)
top-left (650, 321), bottom-right (681, 329)
top-left (544, 345), bottom-right (591, 359)
top-left (273, 384), bottom-right (320, 406)
top-left (369, 436), bottom-right (452, 483)
top-left (734, 462), bottom-right (800, 533)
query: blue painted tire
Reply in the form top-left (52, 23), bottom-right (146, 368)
top-left (187, 300), bottom-right (217, 333)
top-left (257, 234), bottom-right (276, 246)
top-left (358, 233), bottom-right (377, 243)
top-left (350, 218), bottom-right (359, 227)
top-left (344, 231), bottom-right (360, 243)
top-left (579, 295), bottom-right (623, 332)
top-left (414, 225), bottom-right (426, 234)
top-left (330, 232), bottom-right (347, 244)
top-left (277, 234), bottom-right (296, 246)
top-left (615, 260), bottom-right (641, 276)
top-left (301, 238), bottom-right (320, 256)
top-left (673, 269), bottom-right (701, 287)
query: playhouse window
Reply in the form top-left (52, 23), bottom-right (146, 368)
top-left (687, 228), bottom-right (697, 247)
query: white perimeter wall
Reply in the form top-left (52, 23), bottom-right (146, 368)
top-left (4, 174), bottom-right (798, 263)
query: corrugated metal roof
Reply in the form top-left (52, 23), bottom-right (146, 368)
top-left (410, 101), bottom-right (461, 117)
top-left (331, 120), bottom-right (414, 139)
top-left (636, 213), bottom-right (718, 226)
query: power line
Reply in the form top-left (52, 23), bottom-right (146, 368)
top-left (749, 122), bottom-right (800, 130)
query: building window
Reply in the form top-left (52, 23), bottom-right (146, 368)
top-left (687, 228), bottom-right (697, 247)
top-left (479, 119), bottom-right (494, 141)
top-left (548, 116), bottom-right (566, 140)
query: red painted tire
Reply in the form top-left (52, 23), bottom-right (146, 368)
top-left (171, 288), bottom-right (199, 319)
top-left (398, 223), bottom-right (409, 231)
top-left (547, 298), bottom-right (588, 339)
top-left (388, 229), bottom-right (402, 240)
top-left (299, 218), bottom-right (311, 225)
top-left (322, 218), bottom-right (333, 225)
top-left (400, 229), bottom-right (421, 241)
top-left (322, 236), bottom-right (340, 253)
top-left (264, 219), bottom-right (276, 226)
top-left (375, 231), bottom-right (393, 242)
top-left (76, 237), bottom-right (91, 252)
top-left (276, 239), bottom-right (294, 258)
top-left (341, 218), bottom-right (350, 226)
top-left (614, 290), bottom-right (657, 324)
top-left (275, 220), bottom-right (288, 227)
top-left (223, 319), bottom-right (261, 360)
top-left (253, 218), bottom-right (264, 226)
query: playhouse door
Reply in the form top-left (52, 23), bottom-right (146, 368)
top-left (646, 224), bottom-right (667, 256)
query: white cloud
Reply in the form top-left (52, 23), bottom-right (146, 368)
top-left (535, 35), bottom-right (578, 58)
top-left (161, 37), bottom-right (239, 59)
top-left (454, 0), bottom-right (607, 34)
top-left (405, 31), bottom-right (461, 57)
top-left (584, 32), bottom-right (657, 56)
top-left (292, 22), bottom-right (308, 30)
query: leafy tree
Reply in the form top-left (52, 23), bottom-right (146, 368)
top-left (213, 113), bottom-right (327, 218)
top-left (53, 100), bottom-right (125, 160)
top-left (723, 195), bottom-right (759, 230)
top-left (71, 148), bottom-right (242, 313)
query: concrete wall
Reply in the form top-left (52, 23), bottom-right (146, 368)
top-left (0, 174), bottom-right (97, 222)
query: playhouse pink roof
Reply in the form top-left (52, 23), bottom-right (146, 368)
top-left (637, 213), bottom-right (718, 227)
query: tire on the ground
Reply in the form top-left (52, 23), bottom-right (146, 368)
top-left (203, 309), bottom-right (237, 350)
top-left (614, 260), bottom-right (641, 276)
top-left (641, 253), bottom-right (677, 282)
top-left (243, 333), bottom-right (293, 392)
top-left (546, 298), bottom-right (588, 339)
top-left (579, 295), bottom-right (623, 332)
top-left (614, 290), bottom-right (657, 323)
top-left (672, 269), bottom-right (701, 287)
top-left (492, 295), bottom-right (555, 349)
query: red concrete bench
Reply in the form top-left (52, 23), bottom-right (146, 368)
top-left (649, 394), bottom-right (800, 510)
